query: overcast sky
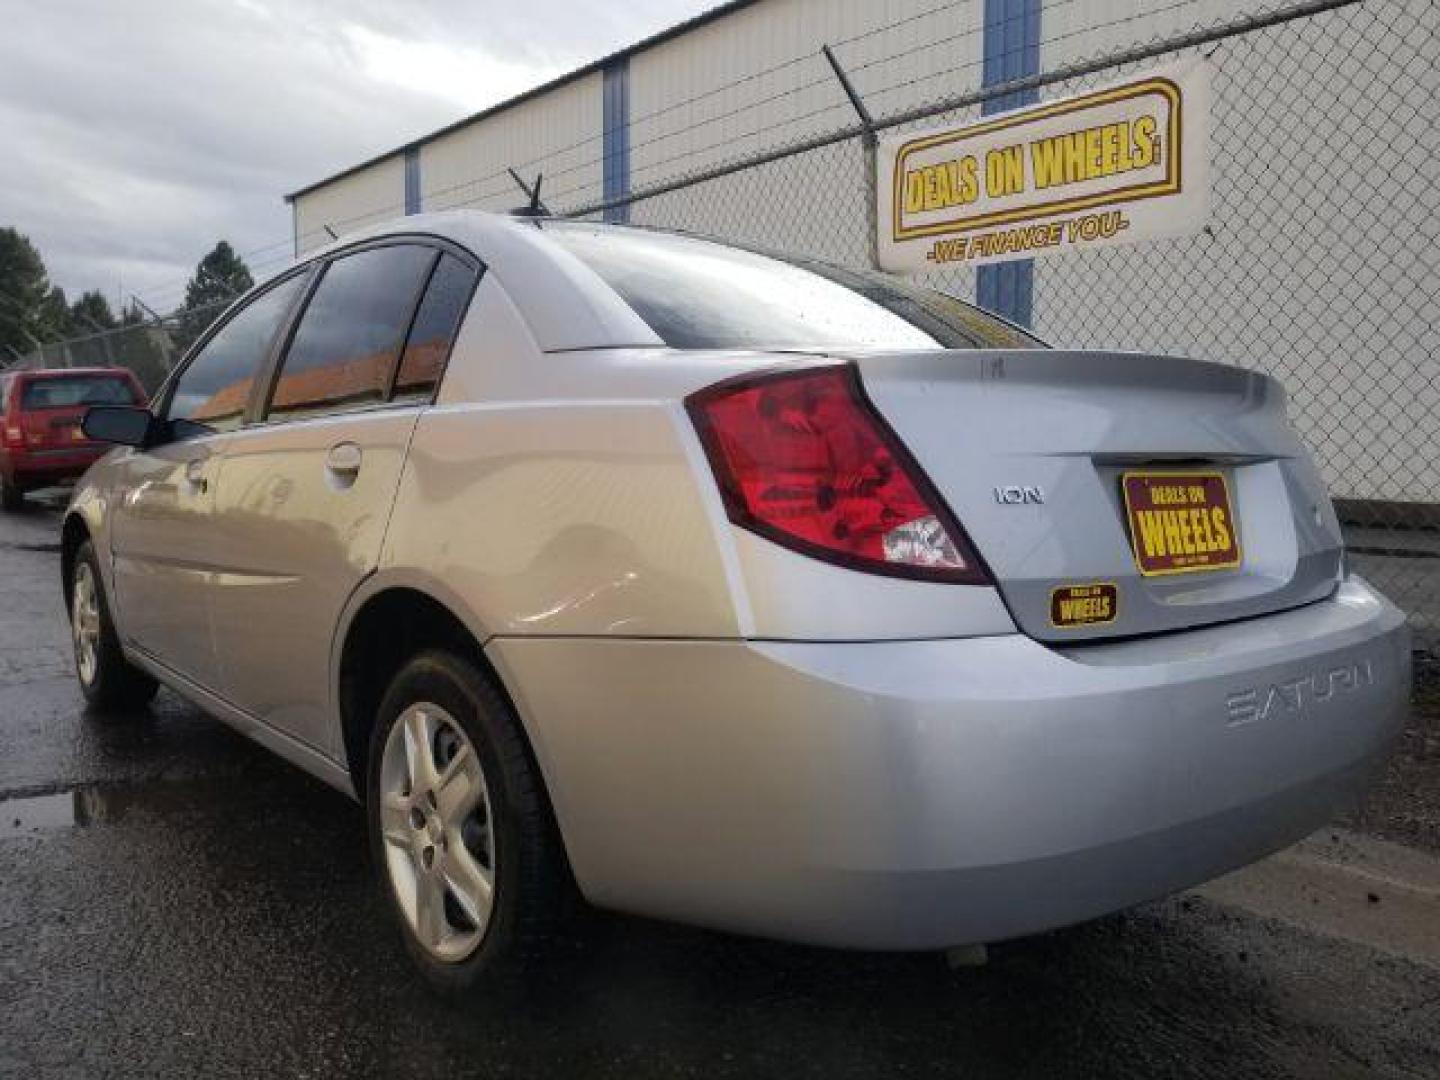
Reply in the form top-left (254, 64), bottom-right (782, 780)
top-left (0, 0), bottom-right (712, 313)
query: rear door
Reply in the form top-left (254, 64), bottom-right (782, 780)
top-left (109, 274), bottom-right (309, 687)
top-left (208, 242), bottom-right (479, 754)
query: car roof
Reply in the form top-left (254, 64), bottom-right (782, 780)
top-left (16, 366), bottom-right (136, 379)
top-left (296, 211), bottom-right (667, 353)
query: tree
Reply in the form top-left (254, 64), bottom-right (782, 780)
top-left (70, 290), bottom-right (118, 332)
top-left (175, 241), bottom-right (253, 352)
top-left (0, 227), bottom-right (54, 360)
top-left (38, 286), bottom-right (73, 341)
top-left (57, 290), bottom-right (129, 368)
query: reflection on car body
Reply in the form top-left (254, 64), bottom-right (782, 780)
top-left (62, 212), bottom-right (1409, 992)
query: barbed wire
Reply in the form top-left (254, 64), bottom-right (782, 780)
top-left (47, 0), bottom-right (1362, 326)
top-left (133, 0), bottom-right (1253, 313)
top-left (26, 0), bottom-right (1431, 650)
top-left (128, 0), bottom-right (1122, 309)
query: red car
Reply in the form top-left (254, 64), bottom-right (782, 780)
top-left (0, 367), bottom-right (148, 510)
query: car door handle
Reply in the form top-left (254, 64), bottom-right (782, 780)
top-left (184, 459), bottom-right (208, 494)
top-left (325, 442), bottom-right (362, 475)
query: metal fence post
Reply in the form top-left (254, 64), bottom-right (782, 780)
top-left (822, 44), bottom-right (880, 271)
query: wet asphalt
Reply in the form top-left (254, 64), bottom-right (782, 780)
top-left (1, 495), bottom-right (1437, 1079)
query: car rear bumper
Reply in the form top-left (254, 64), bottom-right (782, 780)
top-left (489, 576), bottom-right (1411, 950)
top-left (3, 446), bottom-right (105, 485)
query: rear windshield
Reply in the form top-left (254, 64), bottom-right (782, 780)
top-left (21, 375), bottom-right (137, 409)
top-left (542, 225), bottom-right (1042, 351)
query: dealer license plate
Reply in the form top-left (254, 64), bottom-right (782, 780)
top-left (1121, 471), bottom-right (1241, 576)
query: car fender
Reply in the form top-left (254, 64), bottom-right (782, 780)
top-left (326, 566), bottom-right (577, 829)
top-left (62, 452), bottom-right (126, 615)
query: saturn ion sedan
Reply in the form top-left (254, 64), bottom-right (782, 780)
top-left (65, 212), bottom-right (1410, 991)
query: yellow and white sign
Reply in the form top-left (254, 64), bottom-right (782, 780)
top-left (878, 59), bottom-right (1211, 273)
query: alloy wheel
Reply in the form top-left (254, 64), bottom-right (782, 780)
top-left (379, 702), bottom-right (496, 962)
top-left (71, 562), bottom-right (101, 686)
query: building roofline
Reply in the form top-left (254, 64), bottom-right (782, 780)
top-left (284, 0), bottom-right (764, 202)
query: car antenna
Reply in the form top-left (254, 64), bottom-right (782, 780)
top-left (507, 168), bottom-right (550, 218)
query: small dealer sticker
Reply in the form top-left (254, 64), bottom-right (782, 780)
top-left (1050, 583), bottom-right (1118, 628)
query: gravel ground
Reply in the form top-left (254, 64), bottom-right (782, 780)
top-left (1341, 657), bottom-right (1440, 856)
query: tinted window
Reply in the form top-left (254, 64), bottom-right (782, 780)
top-left (394, 255), bottom-right (476, 402)
top-left (544, 225), bottom-right (1041, 351)
top-left (169, 275), bottom-right (306, 432)
top-left (268, 244), bottom-right (434, 421)
top-left (21, 374), bottom-right (137, 409)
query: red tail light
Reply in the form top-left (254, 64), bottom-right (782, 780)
top-left (1, 396), bottom-right (19, 448)
top-left (686, 365), bottom-right (988, 583)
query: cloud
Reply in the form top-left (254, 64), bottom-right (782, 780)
top-left (0, 0), bottom-right (711, 312)
top-left (341, 26), bottom-right (564, 110)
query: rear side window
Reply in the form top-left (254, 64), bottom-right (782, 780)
top-left (544, 225), bottom-right (1041, 351)
top-left (21, 375), bottom-right (137, 409)
top-left (168, 274), bottom-right (307, 432)
top-left (393, 254), bottom-right (476, 403)
top-left (267, 244), bottom-right (435, 422)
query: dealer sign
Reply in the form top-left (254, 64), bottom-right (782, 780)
top-left (877, 58), bottom-right (1211, 273)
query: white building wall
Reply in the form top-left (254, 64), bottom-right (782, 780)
top-left (293, 154), bottom-right (405, 255)
top-left (625, 0), bottom-right (984, 267)
top-left (1039, 0), bottom-right (1250, 68)
top-left (1030, 0), bottom-right (1437, 503)
top-left (420, 72), bottom-right (604, 216)
top-left (287, 0), bottom-right (1433, 506)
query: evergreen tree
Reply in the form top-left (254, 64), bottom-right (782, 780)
top-left (70, 290), bottom-right (118, 332)
top-left (0, 228), bottom-right (55, 360)
top-left (38, 286), bottom-right (74, 342)
top-left (175, 241), bottom-right (253, 352)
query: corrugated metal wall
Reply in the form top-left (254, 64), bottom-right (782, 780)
top-left (291, 0), bottom-right (990, 260)
top-left (293, 155), bottom-right (405, 255)
top-left (286, 0), bottom-right (1435, 507)
top-left (624, 0), bottom-right (985, 273)
top-left (628, 0), bottom-right (984, 185)
top-left (1039, 0), bottom-right (1250, 66)
top-left (420, 72), bottom-right (604, 218)
top-left (1030, 0), bottom-right (1436, 504)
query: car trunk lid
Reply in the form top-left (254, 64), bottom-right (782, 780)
top-left (847, 349), bottom-right (1343, 642)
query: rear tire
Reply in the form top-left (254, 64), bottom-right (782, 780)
top-left (69, 539), bottom-right (159, 710)
top-left (367, 650), bottom-right (567, 994)
top-left (2, 478), bottom-right (23, 511)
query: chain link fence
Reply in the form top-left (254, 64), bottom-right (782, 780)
top-left (562, 0), bottom-right (1437, 650)
top-left (7, 0), bottom-right (1434, 648)
top-left (12, 296), bottom-right (233, 394)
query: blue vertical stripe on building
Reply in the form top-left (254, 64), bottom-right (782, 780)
top-left (403, 147), bottom-right (421, 215)
top-left (602, 59), bottom-right (631, 224)
top-left (976, 0), bottom-right (1040, 326)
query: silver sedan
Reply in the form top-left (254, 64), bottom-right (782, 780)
top-left (64, 213), bottom-right (1410, 992)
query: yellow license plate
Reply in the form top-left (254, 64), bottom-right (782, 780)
top-left (1121, 471), bottom-right (1241, 576)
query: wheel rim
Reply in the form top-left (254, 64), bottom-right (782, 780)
top-left (379, 702), bottom-right (496, 962)
top-left (72, 562), bottom-right (101, 686)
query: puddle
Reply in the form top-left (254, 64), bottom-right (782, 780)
top-left (0, 540), bottom-right (62, 554)
top-left (1, 784), bottom-right (156, 837)
top-left (3, 790), bottom-right (82, 836)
